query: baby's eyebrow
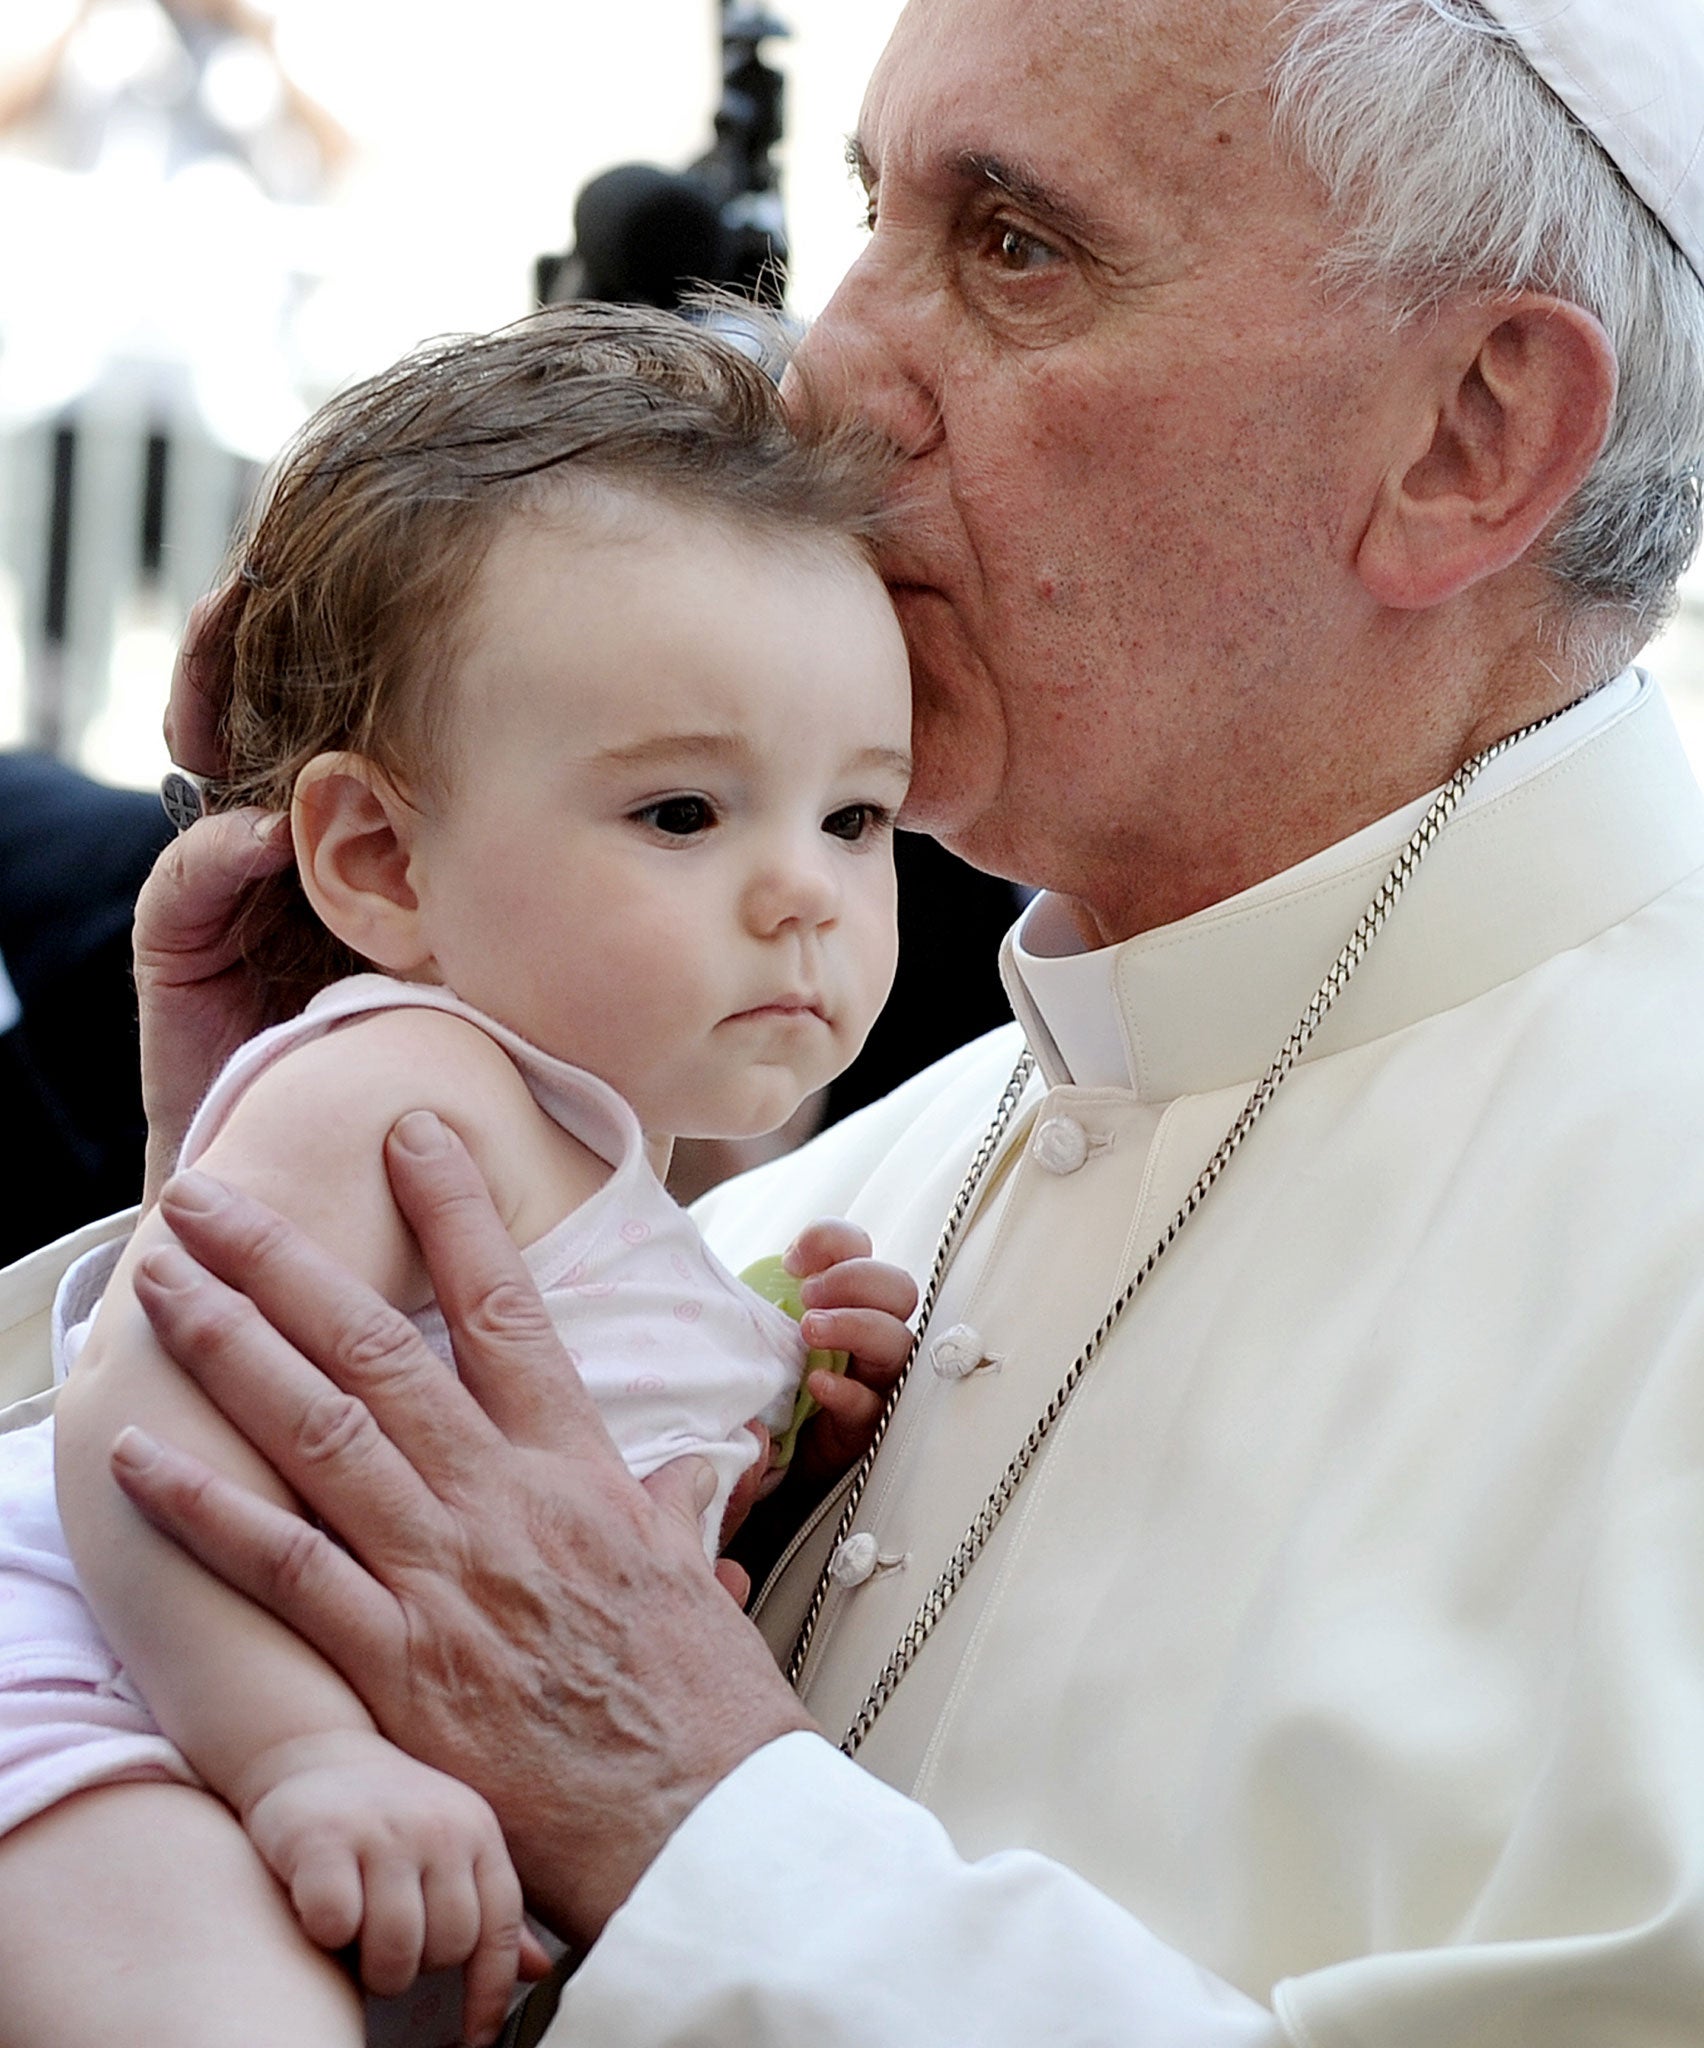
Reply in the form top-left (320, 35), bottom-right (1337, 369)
top-left (588, 735), bottom-right (910, 781)
top-left (854, 746), bottom-right (915, 782)
top-left (591, 732), bottom-right (748, 770)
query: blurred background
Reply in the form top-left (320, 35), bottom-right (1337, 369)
top-left (0, 0), bottom-right (914, 783)
top-left (2, 0), bottom-right (1702, 786)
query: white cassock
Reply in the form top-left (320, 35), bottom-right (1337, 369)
top-left (6, 670), bottom-right (1704, 2046)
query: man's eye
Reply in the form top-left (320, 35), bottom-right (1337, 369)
top-left (990, 223), bottom-right (1059, 273)
top-left (823, 802), bottom-right (890, 843)
top-left (637, 796), bottom-right (716, 836)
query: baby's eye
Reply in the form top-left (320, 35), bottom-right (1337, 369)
top-left (636, 795), bottom-right (717, 837)
top-left (822, 802), bottom-right (891, 843)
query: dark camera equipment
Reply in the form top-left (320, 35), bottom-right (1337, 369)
top-left (536, 3), bottom-right (791, 313)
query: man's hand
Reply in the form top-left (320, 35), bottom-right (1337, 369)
top-left (139, 588), bottom-right (293, 1200)
top-left (135, 808), bottom-right (293, 1201)
top-left (109, 1111), bottom-right (815, 1946)
top-left (163, 583), bottom-right (240, 776)
top-left (236, 1727), bottom-right (539, 2047)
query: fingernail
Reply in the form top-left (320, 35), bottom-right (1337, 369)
top-left (391, 1109), bottom-right (451, 1156)
top-left (161, 1169), bottom-right (226, 1216)
top-left (800, 1311), bottom-right (828, 1343)
top-left (137, 1244), bottom-right (199, 1292)
top-left (692, 1459), bottom-right (718, 1514)
top-left (111, 1427), bottom-right (162, 1474)
top-left (781, 1238), bottom-right (805, 1276)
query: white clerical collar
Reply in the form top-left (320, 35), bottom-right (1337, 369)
top-left (1004, 671), bottom-right (1704, 1098)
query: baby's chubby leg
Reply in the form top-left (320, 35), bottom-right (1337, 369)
top-left (0, 1777), bottom-right (363, 2048)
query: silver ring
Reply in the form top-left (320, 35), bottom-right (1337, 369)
top-left (159, 768), bottom-right (207, 834)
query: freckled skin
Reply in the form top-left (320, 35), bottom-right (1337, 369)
top-left (793, 0), bottom-right (1605, 942)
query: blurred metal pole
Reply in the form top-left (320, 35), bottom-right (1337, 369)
top-left (688, 2), bottom-right (791, 304)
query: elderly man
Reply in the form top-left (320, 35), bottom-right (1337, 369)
top-left (5, 0), bottom-right (1704, 2040)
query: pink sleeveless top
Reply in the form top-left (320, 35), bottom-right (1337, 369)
top-left (180, 975), bottom-right (803, 1548)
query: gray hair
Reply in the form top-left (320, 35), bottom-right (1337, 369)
top-left (1271, 0), bottom-right (1704, 662)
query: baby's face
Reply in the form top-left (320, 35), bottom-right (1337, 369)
top-left (402, 497), bottom-right (913, 1141)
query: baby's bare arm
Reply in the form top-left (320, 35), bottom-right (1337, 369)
top-left (54, 1006), bottom-right (603, 2036)
top-left (56, 1210), bottom-right (378, 1789)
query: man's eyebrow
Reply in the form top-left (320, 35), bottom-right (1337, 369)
top-left (845, 134), bottom-right (1106, 245)
top-left (954, 150), bottom-right (1106, 243)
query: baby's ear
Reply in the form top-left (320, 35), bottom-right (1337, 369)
top-left (292, 753), bottom-right (432, 974)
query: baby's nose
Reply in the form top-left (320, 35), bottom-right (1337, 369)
top-left (743, 843), bottom-right (840, 934)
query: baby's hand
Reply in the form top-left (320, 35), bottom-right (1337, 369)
top-left (782, 1219), bottom-right (918, 1482)
top-left (238, 1727), bottom-right (534, 2046)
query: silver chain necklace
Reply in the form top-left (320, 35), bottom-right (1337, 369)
top-left (786, 707), bottom-right (1574, 1754)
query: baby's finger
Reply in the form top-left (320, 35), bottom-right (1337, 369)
top-left (281, 1839), bottom-right (365, 1954)
top-left (461, 1846), bottom-right (528, 2047)
top-left (801, 1306), bottom-right (915, 1379)
top-left (418, 1855), bottom-right (483, 1975)
top-left (799, 1256), bottom-right (919, 1322)
top-left (783, 1218), bottom-right (871, 1278)
top-left (358, 1854), bottom-right (426, 1997)
top-left (800, 1367), bottom-right (887, 1471)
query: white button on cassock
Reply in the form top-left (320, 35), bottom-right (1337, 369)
top-left (930, 1323), bottom-right (988, 1380)
top-left (830, 1532), bottom-right (882, 1588)
top-left (1032, 1115), bottom-right (1091, 1175)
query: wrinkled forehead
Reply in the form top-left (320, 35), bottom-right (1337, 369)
top-left (859, 0), bottom-right (1303, 239)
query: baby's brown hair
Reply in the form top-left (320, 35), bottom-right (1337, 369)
top-left (197, 302), bottom-right (890, 1018)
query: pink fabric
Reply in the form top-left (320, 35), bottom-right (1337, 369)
top-left (0, 1415), bottom-right (197, 1837)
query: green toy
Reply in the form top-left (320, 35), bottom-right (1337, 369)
top-left (740, 1254), bottom-right (850, 1467)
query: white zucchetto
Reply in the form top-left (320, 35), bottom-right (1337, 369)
top-left (1481, 0), bottom-right (1704, 284)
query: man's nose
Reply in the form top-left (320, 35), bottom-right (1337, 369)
top-left (784, 242), bottom-right (944, 462)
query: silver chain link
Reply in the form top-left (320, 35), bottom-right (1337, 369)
top-left (783, 707), bottom-right (1574, 1751)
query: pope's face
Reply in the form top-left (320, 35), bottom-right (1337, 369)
top-left (794, 0), bottom-right (1405, 938)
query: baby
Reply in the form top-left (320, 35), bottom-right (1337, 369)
top-left (0, 306), bottom-right (917, 2046)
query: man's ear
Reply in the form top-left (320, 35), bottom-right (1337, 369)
top-left (1356, 295), bottom-right (1617, 610)
top-left (292, 752), bottom-right (434, 975)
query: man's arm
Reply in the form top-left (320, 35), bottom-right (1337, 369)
top-left (555, 1733), bottom-right (1283, 2047)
